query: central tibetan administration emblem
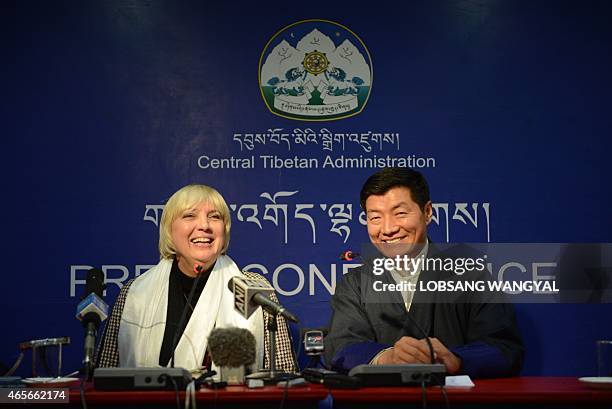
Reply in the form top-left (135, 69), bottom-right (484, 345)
top-left (259, 19), bottom-right (373, 121)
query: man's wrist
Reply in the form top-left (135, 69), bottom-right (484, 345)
top-left (439, 351), bottom-right (462, 374)
top-left (370, 347), bottom-right (393, 364)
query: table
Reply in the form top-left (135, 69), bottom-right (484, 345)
top-left (2, 384), bottom-right (329, 409)
top-left (331, 377), bottom-right (612, 409)
top-left (4, 377), bottom-right (611, 408)
top-left (71, 384), bottom-right (329, 408)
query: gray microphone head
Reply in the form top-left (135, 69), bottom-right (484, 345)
top-left (208, 327), bottom-right (256, 368)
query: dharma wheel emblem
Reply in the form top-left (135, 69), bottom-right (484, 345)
top-left (302, 51), bottom-right (329, 75)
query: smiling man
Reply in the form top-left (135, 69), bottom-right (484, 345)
top-left (324, 168), bottom-right (524, 378)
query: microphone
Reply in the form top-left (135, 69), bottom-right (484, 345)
top-left (340, 250), bottom-right (360, 261)
top-left (227, 276), bottom-right (299, 323)
top-left (208, 327), bottom-right (256, 384)
top-left (76, 268), bottom-right (109, 380)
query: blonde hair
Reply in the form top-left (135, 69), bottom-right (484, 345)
top-left (158, 184), bottom-right (231, 259)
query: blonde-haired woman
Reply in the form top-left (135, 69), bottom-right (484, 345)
top-left (96, 184), bottom-right (296, 374)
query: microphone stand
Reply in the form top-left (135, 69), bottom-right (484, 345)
top-left (82, 317), bottom-right (100, 381)
top-left (247, 311), bottom-right (296, 383)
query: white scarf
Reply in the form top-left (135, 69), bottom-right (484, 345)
top-left (118, 255), bottom-right (264, 371)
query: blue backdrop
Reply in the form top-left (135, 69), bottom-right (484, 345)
top-left (3, 0), bottom-right (612, 377)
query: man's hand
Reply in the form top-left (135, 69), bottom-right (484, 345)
top-left (376, 336), bottom-right (462, 374)
top-left (376, 336), bottom-right (432, 365)
top-left (429, 337), bottom-right (461, 374)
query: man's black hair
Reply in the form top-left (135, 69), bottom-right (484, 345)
top-left (360, 167), bottom-right (430, 211)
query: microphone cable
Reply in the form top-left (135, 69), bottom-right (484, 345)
top-left (278, 319), bottom-right (307, 409)
top-left (212, 379), bottom-right (219, 409)
top-left (159, 373), bottom-right (180, 409)
top-left (171, 265), bottom-right (206, 368)
top-left (119, 318), bottom-right (200, 368)
top-left (279, 378), bottom-right (289, 409)
top-left (421, 379), bottom-right (427, 409)
top-left (79, 375), bottom-right (88, 409)
top-left (285, 317), bottom-right (301, 373)
top-left (185, 379), bottom-right (197, 409)
top-left (440, 381), bottom-right (450, 409)
top-left (278, 324), bottom-right (298, 409)
top-left (381, 312), bottom-right (451, 408)
top-left (4, 351), bottom-right (24, 376)
top-left (380, 313), bottom-right (435, 364)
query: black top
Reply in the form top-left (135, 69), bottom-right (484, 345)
top-left (158, 259), bottom-right (213, 366)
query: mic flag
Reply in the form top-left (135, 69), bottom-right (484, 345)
top-left (303, 329), bottom-right (325, 356)
top-left (228, 276), bottom-right (299, 323)
top-left (228, 277), bottom-right (275, 319)
top-left (76, 293), bottom-right (109, 322)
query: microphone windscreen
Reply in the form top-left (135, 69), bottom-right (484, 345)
top-left (208, 327), bottom-right (256, 368)
top-left (84, 268), bottom-right (105, 298)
